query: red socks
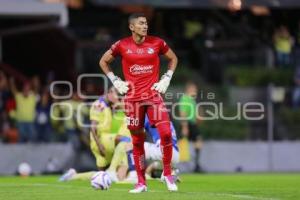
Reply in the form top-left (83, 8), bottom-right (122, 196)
top-left (130, 120), bottom-right (173, 185)
top-left (156, 122), bottom-right (173, 176)
top-left (131, 131), bottom-right (146, 185)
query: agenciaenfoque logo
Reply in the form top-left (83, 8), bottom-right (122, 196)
top-left (147, 48), bottom-right (154, 54)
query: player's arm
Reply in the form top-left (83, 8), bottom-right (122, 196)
top-left (196, 107), bottom-right (203, 125)
top-left (99, 48), bottom-right (128, 95)
top-left (99, 49), bottom-right (115, 75)
top-left (163, 48), bottom-right (178, 73)
top-left (9, 77), bottom-right (18, 96)
top-left (152, 48), bottom-right (178, 94)
top-left (90, 120), bottom-right (106, 157)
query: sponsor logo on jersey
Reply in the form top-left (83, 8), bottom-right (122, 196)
top-left (129, 64), bottom-right (153, 75)
top-left (147, 48), bottom-right (154, 54)
top-left (126, 49), bottom-right (133, 54)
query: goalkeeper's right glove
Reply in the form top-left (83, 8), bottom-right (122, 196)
top-left (107, 72), bottom-right (129, 95)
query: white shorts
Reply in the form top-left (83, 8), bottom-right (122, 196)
top-left (144, 142), bottom-right (179, 165)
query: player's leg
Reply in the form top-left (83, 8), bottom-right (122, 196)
top-left (188, 123), bottom-right (203, 172)
top-left (147, 96), bottom-right (177, 191)
top-left (124, 142), bottom-right (154, 183)
top-left (63, 143), bottom-right (109, 181)
top-left (62, 137), bottom-right (115, 182)
top-left (160, 147), bottom-right (181, 183)
top-left (123, 146), bottom-right (138, 183)
top-left (115, 142), bottom-right (130, 181)
top-left (147, 99), bottom-right (172, 177)
top-left (144, 142), bottom-right (180, 183)
top-left (106, 141), bottom-right (128, 182)
top-left (59, 168), bottom-right (78, 181)
top-left (129, 129), bottom-right (146, 184)
top-left (59, 138), bottom-right (108, 182)
top-left (107, 142), bottom-right (127, 174)
top-left (69, 171), bottom-right (97, 181)
top-left (125, 100), bottom-right (147, 193)
top-left (87, 134), bottom-right (115, 179)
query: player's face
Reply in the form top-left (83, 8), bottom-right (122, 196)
top-left (130, 17), bottom-right (148, 37)
top-left (107, 87), bottom-right (119, 104)
top-left (22, 83), bottom-right (31, 96)
top-left (187, 84), bottom-right (198, 98)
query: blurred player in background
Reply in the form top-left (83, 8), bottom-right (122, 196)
top-left (179, 82), bottom-right (203, 172)
top-left (60, 87), bottom-right (129, 181)
top-left (99, 13), bottom-right (178, 193)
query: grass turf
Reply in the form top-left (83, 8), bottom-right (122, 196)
top-left (0, 173), bottom-right (299, 200)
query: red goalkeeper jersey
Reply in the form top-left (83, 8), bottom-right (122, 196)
top-left (110, 36), bottom-right (169, 101)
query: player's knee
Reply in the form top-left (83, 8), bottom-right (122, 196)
top-left (160, 134), bottom-right (172, 145)
top-left (130, 129), bottom-right (145, 148)
top-left (156, 122), bottom-right (172, 145)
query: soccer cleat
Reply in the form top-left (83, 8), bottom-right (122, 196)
top-left (164, 175), bottom-right (178, 192)
top-left (160, 169), bottom-right (181, 183)
top-left (106, 170), bottom-right (119, 183)
top-left (59, 168), bottom-right (76, 182)
top-left (129, 183), bottom-right (147, 193)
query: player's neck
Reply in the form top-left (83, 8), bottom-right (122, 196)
top-left (132, 34), bottom-right (146, 44)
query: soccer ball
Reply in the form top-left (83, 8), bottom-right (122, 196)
top-left (18, 162), bottom-right (32, 177)
top-left (91, 171), bottom-right (112, 190)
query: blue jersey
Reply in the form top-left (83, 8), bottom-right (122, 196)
top-left (144, 116), bottom-right (178, 151)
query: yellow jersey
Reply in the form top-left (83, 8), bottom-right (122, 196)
top-left (89, 97), bottom-right (112, 136)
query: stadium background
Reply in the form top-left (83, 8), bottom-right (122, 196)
top-left (1, 0), bottom-right (300, 185)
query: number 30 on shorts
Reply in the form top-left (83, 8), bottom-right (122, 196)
top-left (126, 117), bottom-right (139, 126)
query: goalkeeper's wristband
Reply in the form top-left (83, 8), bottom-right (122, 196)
top-left (165, 70), bottom-right (174, 79)
top-left (107, 72), bottom-right (118, 83)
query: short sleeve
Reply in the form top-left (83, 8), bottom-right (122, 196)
top-left (159, 39), bottom-right (170, 55)
top-left (110, 40), bottom-right (121, 57)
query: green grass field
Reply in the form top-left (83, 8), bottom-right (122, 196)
top-left (0, 174), bottom-right (299, 200)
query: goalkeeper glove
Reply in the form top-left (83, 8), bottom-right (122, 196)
top-left (151, 70), bottom-right (174, 94)
top-left (107, 72), bottom-right (129, 95)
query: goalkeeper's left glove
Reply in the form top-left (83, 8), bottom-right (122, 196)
top-left (151, 70), bottom-right (174, 94)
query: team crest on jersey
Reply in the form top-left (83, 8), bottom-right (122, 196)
top-left (147, 48), bottom-right (154, 54)
top-left (94, 101), bottom-right (106, 112)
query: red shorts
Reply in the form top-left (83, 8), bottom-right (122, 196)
top-left (124, 94), bottom-right (170, 130)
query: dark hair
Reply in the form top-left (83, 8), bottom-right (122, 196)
top-left (128, 13), bottom-right (146, 24)
top-left (185, 81), bottom-right (197, 89)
